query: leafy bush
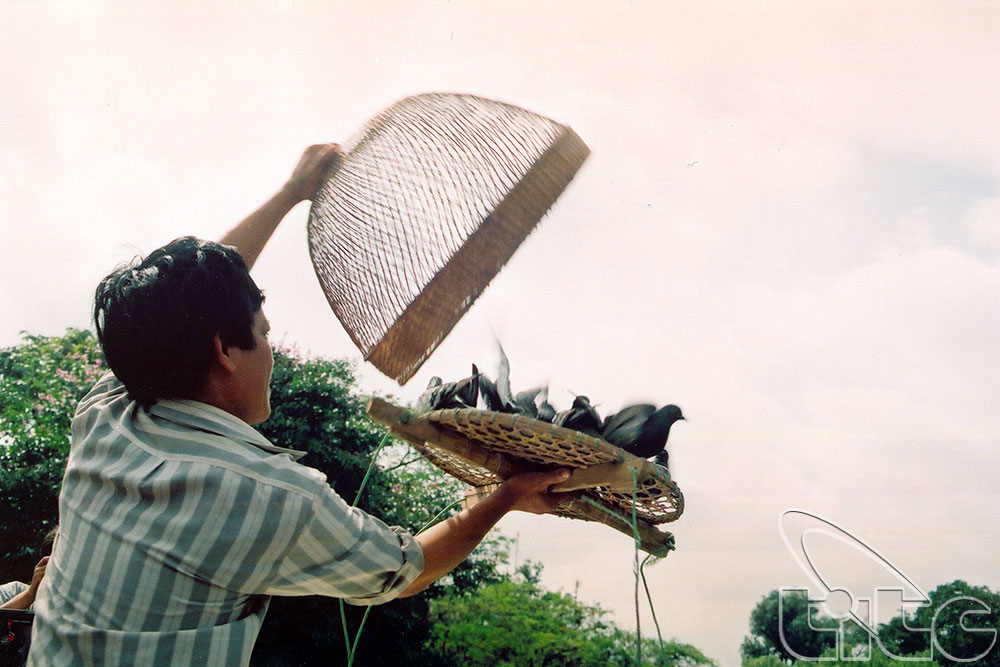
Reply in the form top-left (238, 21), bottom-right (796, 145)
top-left (0, 329), bottom-right (104, 579)
top-left (429, 573), bottom-right (715, 667)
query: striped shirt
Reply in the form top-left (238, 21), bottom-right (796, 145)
top-left (29, 372), bottom-right (423, 666)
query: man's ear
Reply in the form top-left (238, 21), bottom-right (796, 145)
top-left (212, 335), bottom-right (238, 374)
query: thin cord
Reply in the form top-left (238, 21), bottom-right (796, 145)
top-left (343, 432), bottom-right (390, 667)
top-left (348, 606), bottom-right (373, 665)
top-left (640, 554), bottom-right (665, 657)
top-left (578, 475), bottom-right (670, 666)
top-left (339, 599), bottom-right (352, 660)
top-left (340, 435), bottom-right (467, 667)
top-left (630, 467), bottom-right (642, 666)
top-left (417, 498), bottom-right (465, 534)
top-left (352, 432), bottom-right (390, 506)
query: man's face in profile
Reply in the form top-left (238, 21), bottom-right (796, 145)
top-left (228, 309), bottom-right (274, 425)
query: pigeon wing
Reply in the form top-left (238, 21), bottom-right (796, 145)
top-left (513, 388), bottom-right (543, 417)
top-left (626, 404), bottom-right (684, 458)
top-left (479, 374), bottom-right (503, 411)
top-left (496, 341), bottom-right (515, 411)
top-left (536, 386), bottom-right (556, 422)
top-left (601, 403), bottom-right (656, 446)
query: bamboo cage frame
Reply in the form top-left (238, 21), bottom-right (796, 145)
top-left (367, 398), bottom-right (683, 556)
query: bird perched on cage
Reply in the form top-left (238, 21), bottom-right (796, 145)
top-left (478, 374), bottom-right (502, 411)
top-left (653, 450), bottom-right (670, 470)
top-left (478, 373), bottom-right (506, 412)
top-left (496, 342), bottom-right (514, 409)
top-left (480, 340), bottom-right (542, 415)
top-left (536, 386), bottom-right (556, 422)
top-left (618, 404), bottom-right (684, 460)
top-left (415, 365), bottom-right (481, 412)
top-left (552, 395), bottom-right (603, 438)
top-left (513, 388), bottom-right (544, 418)
top-left (421, 346), bottom-right (683, 467)
top-left (601, 403), bottom-right (656, 446)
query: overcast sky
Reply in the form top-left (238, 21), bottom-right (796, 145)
top-left (4, 2), bottom-right (1000, 664)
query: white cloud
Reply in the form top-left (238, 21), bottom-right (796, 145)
top-left (964, 195), bottom-right (1000, 251)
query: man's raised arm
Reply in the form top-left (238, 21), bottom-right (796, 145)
top-left (220, 143), bottom-right (342, 270)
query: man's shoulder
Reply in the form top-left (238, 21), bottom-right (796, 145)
top-left (164, 435), bottom-right (329, 501)
top-left (70, 374), bottom-right (328, 500)
top-left (75, 370), bottom-right (127, 415)
top-left (140, 404), bottom-right (329, 499)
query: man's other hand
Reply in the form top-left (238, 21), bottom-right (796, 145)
top-left (30, 556), bottom-right (49, 592)
top-left (281, 143), bottom-right (343, 203)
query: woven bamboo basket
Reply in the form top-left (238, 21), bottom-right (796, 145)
top-left (308, 93), bottom-right (589, 384)
top-left (367, 399), bottom-right (683, 556)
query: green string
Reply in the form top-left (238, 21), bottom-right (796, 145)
top-left (352, 433), bottom-right (390, 506)
top-left (640, 554), bottom-right (666, 659)
top-left (339, 435), bottom-right (468, 667)
top-left (576, 469), bottom-right (673, 665)
top-left (341, 432), bottom-right (390, 667)
top-left (630, 467), bottom-right (642, 666)
top-left (417, 498), bottom-right (465, 535)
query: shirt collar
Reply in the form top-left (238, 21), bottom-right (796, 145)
top-left (149, 399), bottom-right (306, 461)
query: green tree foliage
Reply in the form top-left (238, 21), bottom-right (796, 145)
top-left (877, 580), bottom-right (999, 666)
top-left (741, 590), bottom-right (839, 663)
top-left (744, 581), bottom-right (1000, 666)
top-left (787, 646), bottom-right (930, 667)
top-left (0, 330), bottom-right (105, 580)
top-left (743, 656), bottom-right (788, 667)
top-left (428, 573), bottom-right (715, 667)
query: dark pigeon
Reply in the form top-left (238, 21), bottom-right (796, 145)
top-left (536, 387), bottom-right (556, 422)
top-left (601, 403), bottom-right (656, 447)
top-left (513, 388), bottom-right (543, 418)
top-left (451, 365), bottom-right (481, 408)
top-left (553, 395), bottom-right (603, 438)
top-left (495, 341), bottom-right (516, 412)
top-left (620, 405), bottom-right (684, 459)
top-left (653, 450), bottom-right (670, 470)
top-left (478, 374), bottom-right (504, 411)
top-left (415, 366), bottom-right (481, 412)
top-left (414, 376), bottom-right (443, 413)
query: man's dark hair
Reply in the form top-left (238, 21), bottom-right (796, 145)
top-left (40, 527), bottom-right (58, 557)
top-left (94, 237), bottom-right (264, 408)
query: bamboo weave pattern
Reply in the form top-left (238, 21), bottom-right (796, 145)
top-left (308, 93), bottom-right (589, 384)
top-left (424, 409), bottom-right (684, 526)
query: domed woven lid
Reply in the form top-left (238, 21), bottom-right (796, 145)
top-left (308, 93), bottom-right (589, 384)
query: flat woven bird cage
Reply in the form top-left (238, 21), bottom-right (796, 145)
top-left (367, 399), bottom-right (684, 556)
top-left (308, 93), bottom-right (589, 384)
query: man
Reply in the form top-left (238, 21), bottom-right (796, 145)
top-left (30, 144), bottom-right (570, 666)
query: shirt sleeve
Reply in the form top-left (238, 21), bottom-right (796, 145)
top-left (265, 484), bottom-right (425, 606)
top-left (0, 581), bottom-right (28, 605)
